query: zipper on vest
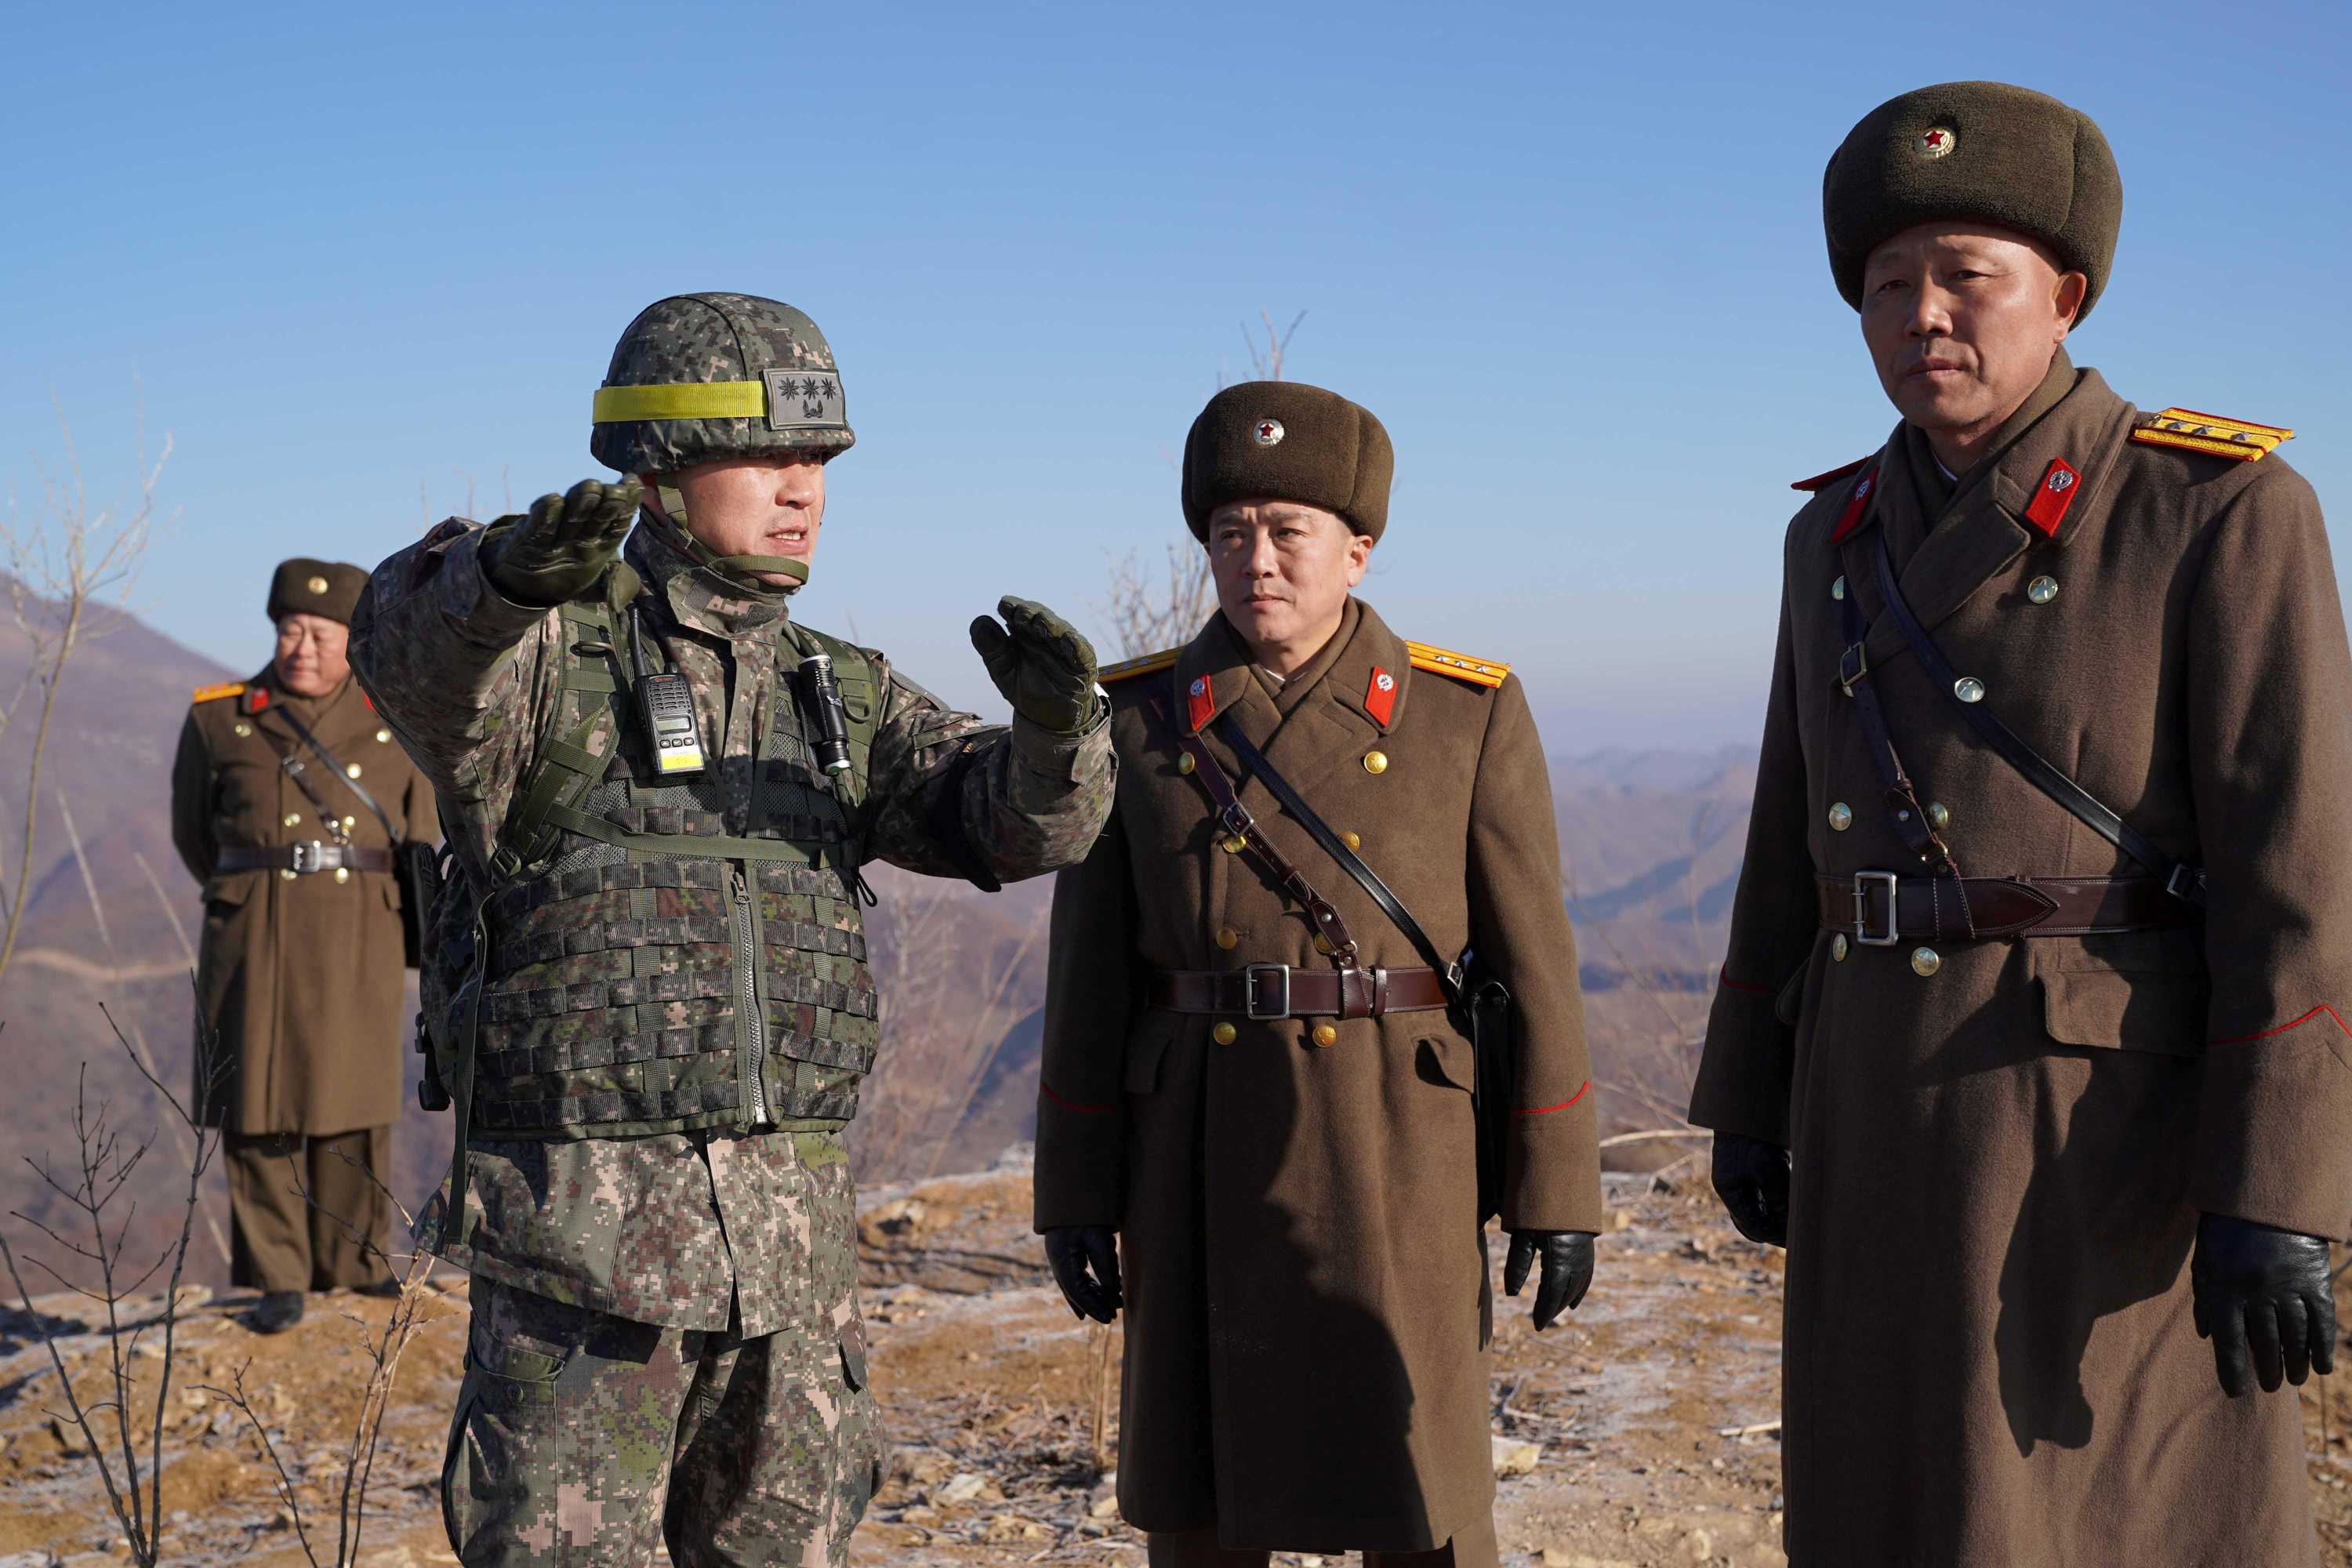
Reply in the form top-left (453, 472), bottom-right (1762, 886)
top-left (731, 865), bottom-right (770, 1126)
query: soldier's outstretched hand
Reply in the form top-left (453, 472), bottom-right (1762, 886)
top-left (481, 478), bottom-right (644, 607)
top-left (1504, 1230), bottom-right (1594, 1330)
top-left (970, 597), bottom-right (1102, 735)
top-left (1045, 1224), bottom-right (1123, 1323)
top-left (1711, 1131), bottom-right (1792, 1248)
top-left (2192, 1213), bottom-right (2336, 1397)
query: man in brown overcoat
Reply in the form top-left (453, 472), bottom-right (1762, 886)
top-left (1034, 382), bottom-right (1603, 1566)
top-left (1691, 81), bottom-right (2352, 1565)
top-left (172, 558), bottom-right (437, 1332)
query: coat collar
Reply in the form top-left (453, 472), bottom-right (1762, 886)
top-left (626, 517), bottom-right (793, 642)
top-left (1841, 364), bottom-right (2136, 662)
top-left (1167, 598), bottom-right (1408, 816)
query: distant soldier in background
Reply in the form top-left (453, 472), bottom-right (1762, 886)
top-left (1035, 382), bottom-right (1602, 1567)
top-left (351, 292), bottom-right (1114, 1566)
top-left (171, 558), bottom-right (436, 1334)
top-left (1693, 82), bottom-right (2352, 1564)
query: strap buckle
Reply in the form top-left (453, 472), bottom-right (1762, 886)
top-left (1219, 802), bottom-right (1254, 839)
top-left (1853, 870), bottom-right (1900, 946)
top-left (2165, 863), bottom-right (2206, 903)
top-left (1244, 963), bottom-right (1293, 1021)
top-left (1838, 642), bottom-right (1870, 695)
top-left (289, 840), bottom-right (328, 875)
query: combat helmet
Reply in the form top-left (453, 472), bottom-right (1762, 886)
top-left (590, 292), bottom-right (853, 586)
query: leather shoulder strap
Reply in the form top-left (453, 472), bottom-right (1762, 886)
top-left (1214, 717), bottom-right (1463, 996)
top-left (1869, 534), bottom-right (2205, 906)
top-left (273, 703), bottom-right (402, 845)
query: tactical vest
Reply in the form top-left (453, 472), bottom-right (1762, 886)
top-left (419, 579), bottom-right (883, 1146)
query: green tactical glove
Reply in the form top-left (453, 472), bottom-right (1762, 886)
top-left (480, 478), bottom-right (644, 607)
top-left (968, 597), bottom-right (1102, 735)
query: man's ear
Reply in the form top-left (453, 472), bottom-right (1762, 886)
top-left (2053, 271), bottom-right (2089, 339)
top-left (1345, 533), bottom-right (1374, 586)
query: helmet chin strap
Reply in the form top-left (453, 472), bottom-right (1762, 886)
top-left (648, 486), bottom-right (811, 593)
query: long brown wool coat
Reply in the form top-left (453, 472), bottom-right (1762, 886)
top-left (1691, 363), bottom-right (2352, 1566)
top-left (1034, 598), bottom-right (1602, 1555)
top-left (172, 670), bottom-right (436, 1134)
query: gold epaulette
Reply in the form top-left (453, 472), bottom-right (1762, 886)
top-left (1098, 648), bottom-right (1180, 684)
top-left (191, 681), bottom-right (246, 705)
top-left (1406, 641), bottom-right (1508, 688)
top-left (1791, 456), bottom-right (1872, 492)
top-left (2132, 408), bottom-right (2292, 463)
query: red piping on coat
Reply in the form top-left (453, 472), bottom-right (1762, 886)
top-left (2211, 1004), bottom-right (2352, 1045)
top-left (1518, 1080), bottom-right (1590, 1116)
top-left (1040, 1083), bottom-right (1116, 1116)
top-left (1719, 967), bottom-right (1771, 996)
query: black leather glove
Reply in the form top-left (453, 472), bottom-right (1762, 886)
top-left (969, 597), bottom-right (1102, 735)
top-left (1711, 1132), bottom-right (1791, 1248)
top-left (1503, 1230), bottom-right (1594, 1330)
top-left (1044, 1225), bottom-right (1123, 1323)
top-left (2191, 1212), bottom-right (2336, 1397)
top-left (480, 478), bottom-right (643, 608)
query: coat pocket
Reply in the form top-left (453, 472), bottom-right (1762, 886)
top-left (1415, 1032), bottom-right (1475, 1092)
top-left (463, 1318), bottom-right (568, 1407)
top-left (1124, 1011), bottom-right (1183, 1094)
top-left (837, 1319), bottom-right (869, 1392)
top-left (2038, 969), bottom-right (2209, 1058)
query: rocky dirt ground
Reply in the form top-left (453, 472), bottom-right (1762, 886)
top-left (5, 1152), bottom-right (2352, 1566)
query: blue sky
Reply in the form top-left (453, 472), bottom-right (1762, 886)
top-left (4, 0), bottom-right (2343, 750)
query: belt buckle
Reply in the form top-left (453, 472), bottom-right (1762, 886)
top-left (1243, 963), bottom-right (1292, 1021)
top-left (290, 840), bottom-right (326, 874)
top-left (1853, 870), bottom-right (1900, 946)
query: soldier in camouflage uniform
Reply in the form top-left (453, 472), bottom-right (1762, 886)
top-left (349, 292), bottom-right (1115, 1566)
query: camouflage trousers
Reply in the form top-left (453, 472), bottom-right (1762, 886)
top-left (439, 1141), bottom-right (880, 1566)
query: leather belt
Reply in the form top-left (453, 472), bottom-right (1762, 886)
top-left (1150, 964), bottom-right (1450, 1022)
top-left (216, 842), bottom-right (393, 876)
top-left (1816, 873), bottom-right (2201, 946)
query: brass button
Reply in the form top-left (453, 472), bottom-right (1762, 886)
top-left (305, 574), bottom-right (329, 595)
top-left (1911, 946), bottom-right (1941, 977)
top-left (345, 762), bottom-right (364, 779)
top-left (2027, 576), bottom-right (2059, 605)
top-left (1927, 802), bottom-right (1951, 830)
top-left (333, 866), bottom-right (351, 885)
top-left (1954, 677), bottom-right (1986, 704)
top-left (1211, 1022), bottom-right (1238, 1046)
top-left (233, 722), bottom-right (253, 738)
top-left (283, 813), bottom-right (302, 828)
top-left (1340, 830), bottom-right (1361, 852)
top-left (342, 815), bottom-right (357, 832)
top-left (375, 728), bottom-right (392, 744)
top-left (1362, 750), bottom-right (1388, 775)
top-left (1831, 575), bottom-right (1846, 601)
top-left (278, 868), bottom-right (296, 881)
top-left (1311, 1023), bottom-right (1338, 1048)
top-left (1832, 933), bottom-right (1849, 961)
top-left (1828, 802), bottom-right (1853, 832)
top-left (1178, 753), bottom-right (1196, 775)
top-left (1313, 933), bottom-right (1335, 956)
top-left (1215, 927), bottom-right (1238, 951)
top-left (1221, 834), bottom-right (1247, 854)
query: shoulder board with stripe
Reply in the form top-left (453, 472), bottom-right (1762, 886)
top-left (1406, 641), bottom-right (1509, 688)
top-left (1098, 648), bottom-right (1180, 684)
top-left (1791, 456), bottom-right (1873, 492)
top-left (2131, 407), bottom-right (2292, 463)
top-left (191, 681), bottom-right (246, 705)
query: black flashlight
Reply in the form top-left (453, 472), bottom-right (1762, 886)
top-left (797, 652), bottom-right (855, 779)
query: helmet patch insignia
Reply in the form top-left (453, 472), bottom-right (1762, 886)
top-left (759, 368), bottom-right (847, 433)
top-left (1253, 419), bottom-right (1285, 447)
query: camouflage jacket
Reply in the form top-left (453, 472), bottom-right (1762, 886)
top-left (350, 516), bottom-right (1113, 1333)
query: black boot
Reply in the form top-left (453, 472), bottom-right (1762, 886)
top-left (248, 1291), bottom-right (305, 1334)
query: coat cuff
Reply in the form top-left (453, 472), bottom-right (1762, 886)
top-left (1500, 1081), bottom-right (1604, 1232)
top-left (2191, 1004), bottom-right (2352, 1240)
top-left (1011, 701), bottom-right (1113, 785)
top-left (1030, 1091), bottom-right (1126, 1232)
top-left (1687, 979), bottom-right (1795, 1146)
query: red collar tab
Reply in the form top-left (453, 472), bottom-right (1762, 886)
top-left (244, 687), bottom-right (270, 715)
top-left (1830, 464), bottom-right (1879, 545)
top-left (2023, 457), bottom-right (2081, 539)
top-left (1792, 456), bottom-right (1871, 492)
top-left (1364, 666), bottom-right (1397, 727)
top-left (1185, 672), bottom-right (1214, 733)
